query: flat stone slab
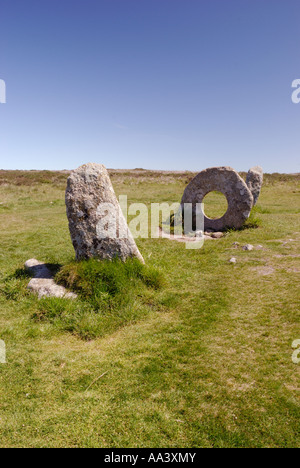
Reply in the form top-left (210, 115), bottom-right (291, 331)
top-left (181, 167), bottom-right (253, 231)
top-left (25, 259), bottom-right (77, 300)
top-left (157, 227), bottom-right (219, 243)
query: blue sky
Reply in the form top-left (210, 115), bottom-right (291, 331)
top-left (0, 0), bottom-right (299, 172)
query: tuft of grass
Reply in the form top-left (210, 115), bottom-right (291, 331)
top-left (55, 257), bottom-right (165, 299)
top-left (31, 258), bottom-right (165, 340)
top-left (0, 270), bottom-right (30, 301)
top-left (0, 278), bottom-right (26, 300)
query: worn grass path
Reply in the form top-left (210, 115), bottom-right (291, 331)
top-left (0, 170), bottom-right (299, 447)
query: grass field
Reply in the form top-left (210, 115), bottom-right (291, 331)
top-left (0, 169), bottom-right (299, 448)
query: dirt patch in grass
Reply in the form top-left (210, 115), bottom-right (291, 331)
top-left (250, 266), bottom-right (275, 276)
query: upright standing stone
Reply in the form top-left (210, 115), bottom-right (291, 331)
top-left (246, 166), bottom-right (263, 206)
top-left (66, 163), bottom-right (144, 263)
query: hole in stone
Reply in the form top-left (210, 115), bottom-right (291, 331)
top-left (203, 191), bottom-right (228, 220)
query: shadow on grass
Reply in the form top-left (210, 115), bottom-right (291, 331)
top-left (6, 263), bottom-right (62, 281)
top-left (224, 207), bottom-right (262, 232)
top-left (163, 206), bottom-right (262, 235)
top-left (0, 264), bottom-right (62, 301)
top-left (224, 221), bottom-right (260, 233)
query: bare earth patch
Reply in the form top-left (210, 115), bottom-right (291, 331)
top-left (274, 254), bottom-right (300, 259)
top-left (157, 227), bottom-right (220, 243)
top-left (250, 266), bottom-right (275, 276)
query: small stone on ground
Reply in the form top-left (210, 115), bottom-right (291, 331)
top-left (25, 259), bottom-right (77, 299)
top-left (242, 244), bottom-right (254, 251)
